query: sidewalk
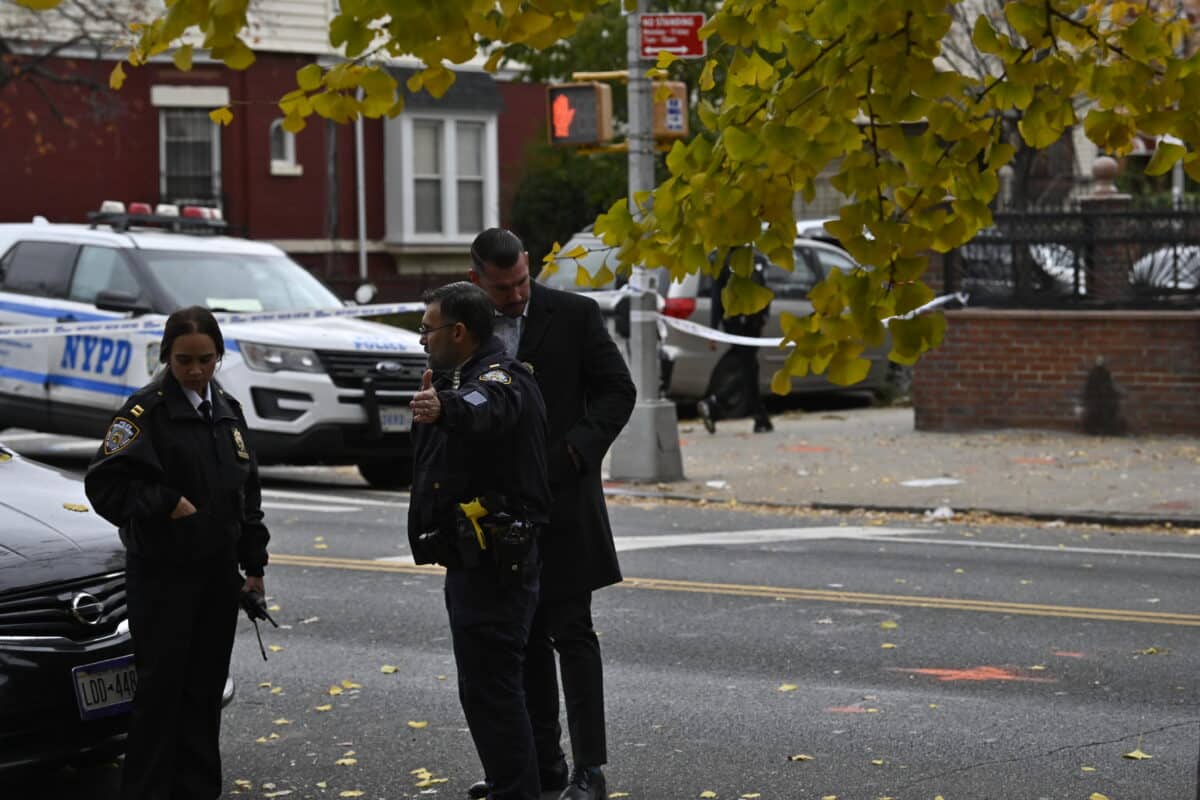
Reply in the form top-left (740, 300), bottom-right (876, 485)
top-left (606, 406), bottom-right (1200, 527)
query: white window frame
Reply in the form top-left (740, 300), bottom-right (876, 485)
top-left (398, 111), bottom-right (498, 245)
top-left (158, 108), bottom-right (222, 203)
top-left (269, 118), bottom-right (303, 177)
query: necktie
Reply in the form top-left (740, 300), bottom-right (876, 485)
top-left (494, 314), bottom-right (520, 358)
top-left (198, 399), bottom-right (212, 423)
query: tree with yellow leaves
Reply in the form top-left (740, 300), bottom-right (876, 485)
top-left (16, 0), bottom-right (1199, 387)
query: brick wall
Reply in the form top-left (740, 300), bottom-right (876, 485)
top-left (913, 309), bottom-right (1200, 434)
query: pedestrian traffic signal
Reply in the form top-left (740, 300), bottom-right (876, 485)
top-left (547, 82), bottom-right (613, 146)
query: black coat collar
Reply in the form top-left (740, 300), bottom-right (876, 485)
top-left (518, 282), bottom-right (555, 360)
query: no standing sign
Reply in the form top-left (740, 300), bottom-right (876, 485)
top-left (639, 13), bottom-right (707, 60)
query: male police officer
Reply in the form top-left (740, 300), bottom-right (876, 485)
top-left (408, 281), bottom-right (551, 800)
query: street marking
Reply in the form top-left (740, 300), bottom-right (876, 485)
top-left (268, 553), bottom-right (1200, 627)
top-left (856, 535), bottom-right (1200, 561)
top-left (888, 666), bottom-right (1056, 683)
top-left (610, 526), bottom-right (928, 552)
top-left (262, 501), bottom-right (362, 513)
top-left (261, 488), bottom-right (408, 509)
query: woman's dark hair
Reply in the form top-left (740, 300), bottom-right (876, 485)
top-left (421, 281), bottom-right (494, 344)
top-left (160, 305), bottom-right (225, 363)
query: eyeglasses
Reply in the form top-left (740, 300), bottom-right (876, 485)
top-left (417, 321), bottom-right (457, 336)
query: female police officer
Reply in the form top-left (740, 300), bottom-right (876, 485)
top-left (86, 305), bottom-right (270, 800)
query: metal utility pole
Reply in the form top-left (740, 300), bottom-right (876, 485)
top-left (610, 0), bottom-right (685, 482)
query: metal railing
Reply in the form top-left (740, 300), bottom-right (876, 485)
top-left (944, 203), bottom-right (1200, 308)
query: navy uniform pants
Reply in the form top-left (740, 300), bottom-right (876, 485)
top-left (524, 592), bottom-right (607, 771)
top-left (444, 549), bottom-right (541, 800)
top-left (122, 554), bottom-right (240, 800)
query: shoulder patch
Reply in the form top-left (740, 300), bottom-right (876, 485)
top-left (102, 417), bottom-right (141, 455)
top-left (479, 369), bottom-right (512, 385)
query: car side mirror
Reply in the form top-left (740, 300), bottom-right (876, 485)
top-left (95, 290), bottom-right (152, 316)
top-left (354, 283), bottom-right (377, 305)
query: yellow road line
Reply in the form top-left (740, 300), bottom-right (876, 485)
top-left (270, 553), bottom-right (1200, 627)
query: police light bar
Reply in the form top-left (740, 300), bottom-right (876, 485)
top-left (88, 200), bottom-right (227, 233)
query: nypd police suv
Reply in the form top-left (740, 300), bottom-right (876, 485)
top-left (0, 204), bottom-right (425, 488)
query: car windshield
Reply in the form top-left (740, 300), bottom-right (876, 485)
top-left (140, 250), bottom-right (342, 311)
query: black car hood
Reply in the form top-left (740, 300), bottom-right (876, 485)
top-left (0, 449), bottom-right (125, 593)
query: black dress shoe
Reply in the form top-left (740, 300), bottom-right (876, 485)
top-left (558, 766), bottom-right (606, 800)
top-left (697, 397), bottom-right (717, 434)
top-left (753, 418), bottom-right (774, 433)
top-left (541, 759), bottom-right (569, 792)
top-left (466, 779), bottom-right (491, 799)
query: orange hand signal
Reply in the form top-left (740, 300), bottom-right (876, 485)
top-left (552, 93), bottom-right (576, 139)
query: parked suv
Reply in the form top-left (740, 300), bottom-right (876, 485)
top-left (0, 206), bottom-right (425, 487)
top-left (539, 226), bottom-right (894, 400)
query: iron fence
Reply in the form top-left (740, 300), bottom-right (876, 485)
top-left (944, 204), bottom-right (1200, 308)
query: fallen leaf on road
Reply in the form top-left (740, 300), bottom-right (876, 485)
top-left (258, 682), bottom-right (272, 689)
top-left (268, 645), bottom-right (284, 653)
top-left (609, 794), bottom-right (630, 798)
top-left (1123, 748), bottom-right (1153, 760)
top-left (315, 536), bottom-right (325, 542)
top-left (881, 643), bottom-right (897, 649)
top-left (234, 779), bottom-right (252, 789)
top-left (879, 621), bottom-right (898, 630)
top-left (339, 792), bottom-right (364, 798)
top-left (789, 754), bottom-right (814, 761)
top-left (871, 759), bottom-right (885, 765)
top-left (269, 733), bottom-right (279, 740)
top-left (264, 792), bottom-right (292, 798)
top-left (271, 686), bottom-right (283, 695)
top-left (315, 704), bottom-right (333, 712)
top-left (1137, 647), bottom-right (1168, 655)
top-left (316, 782), bottom-right (327, 789)
top-left (268, 604), bottom-right (282, 612)
top-left (1090, 794), bottom-right (1110, 800)
top-left (699, 792), bottom-right (717, 799)
top-left (777, 683), bottom-right (798, 692)
top-left (314, 544), bottom-right (329, 550)
top-left (335, 758), bottom-right (357, 766)
top-left (300, 616), bottom-right (320, 624)
top-left (380, 665), bottom-right (399, 674)
top-left (1081, 766), bottom-right (1096, 772)
top-left (328, 686), bottom-right (343, 696)
top-left (436, 675), bottom-right (448, 680)
top-left (255, 737), bottom-right (269, 744)
top-left (740, 794), bottom-right (761, 798)
top-left (408, 720), bottom-right (429, 729)
top-left (1029, 665), bottom-right (1047, 671)
top-left (273, 718), bottom-right (291, 725)
top-left (343, 750), bottom-right (355, 756)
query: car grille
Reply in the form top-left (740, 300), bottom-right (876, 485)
top-left (316, 351), bottom-right (427, 392)
top-left (0, 573), bottom-right (126, 641)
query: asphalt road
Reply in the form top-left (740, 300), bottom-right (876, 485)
top-left (2, 448), bottom-right (1198, 800)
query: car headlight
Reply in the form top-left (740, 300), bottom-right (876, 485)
top-left (239, 341), bottom-right (325, 373)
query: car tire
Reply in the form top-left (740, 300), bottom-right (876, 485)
top-left (356, 458), bottom-right (413, 490)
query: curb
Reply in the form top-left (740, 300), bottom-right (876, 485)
top-left (601, 487), bottom-right (1200, 529)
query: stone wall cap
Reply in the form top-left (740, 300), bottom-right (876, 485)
top-left (945, 308), bottom-right (1200, 321)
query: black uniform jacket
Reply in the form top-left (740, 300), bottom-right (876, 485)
top-left (518, 282), bottom-right (636, 598)
top-left (85, 372), bottom-right (270, 576)
top-left (407, 336), bottom-right (551, 561)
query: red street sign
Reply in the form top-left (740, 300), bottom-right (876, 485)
top-left (640, 12), bottom-right (706, 60)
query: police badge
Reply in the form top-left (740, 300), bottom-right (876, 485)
top-left (102, 418), bottom-right (140, 455)
top-left (232, 428), bottom-right (251, 461)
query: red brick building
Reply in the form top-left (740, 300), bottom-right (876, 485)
top-left (0, 2), bottom-right (548, 300)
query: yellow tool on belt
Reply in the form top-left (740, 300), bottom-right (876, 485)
top-left (458, 498), bottom-right (489, 550)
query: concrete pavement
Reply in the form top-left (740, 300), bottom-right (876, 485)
top-left (607, 406), bottom-right (1200, 527)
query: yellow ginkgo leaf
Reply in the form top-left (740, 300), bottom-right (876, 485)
top-left (234, 779), bottom-right (253, 789)
top-left (740, 794), bottom-right (761, 798)
top-left (1123, 748), bottom-right (1153, 760)
top-left (343, 750), bottom-right (355, 756)
top-left (821, 796), bottom-right (838, 800)
top-left (871, 758), bottom-right (885, 765)
top-left (789, 754), bottom-right (814, 761)
top-left (255, 736), bottom-right (268, 743)
top-left (328, 686), bottom-right (343, 696)
top-left (273, 718), bottom-right (291, 725)
top-left (268, 732), bottom-right (279, 739)
top-left (881, 643), bottom-right (897, 649)
top-left (699, 793), bottom-right (718, 799)
top-left (270, 686), bottom-right (283, 694)
top-left (1030, 665), bottom-right (1047, 671)
top-left (436, 675), bottom-right (448, 680)
top-left (341, 680), bottom-right (362, 689)
top-left (209, 106), bottom-right (234, 127)
top-left (258, 682), bottom-right (272, 689)
top-left (316, 782), bottom-right (327, 789)
top-left (1081, 765), bottom-right (1096, 772)
top-left (335, 757), bottom-right (357, 766)
top-left (778, 683), bottom-right (798, 692)
top-left (1090, 794), bottom-right (1110, 800)
top-left (109, 62), bottom-right (126, 90)
top-left (880, 620), bottom-right (898, 630)
top-left (268, 645), bottom-right (284, 653)
top-left (561, 245), bottom-right (588, 259)
top-left (416, 777), bottom-right (449, 787)
top-left (380, 665), bottom-right (399, 674)
top-left (609, 794), bottom-right (631, 798)
top-left (315, 704), bottom-right (333, 712)
top-left (339, 792), bottom-right (364, 798)
top-left (268, 604), bottom-right (282, 612)
top-left (407, 720), bottom-right (429, 729)
top-left (314, 536), bottom-right (325, 542)
top-left (314, 543), bottom-right (329, 550)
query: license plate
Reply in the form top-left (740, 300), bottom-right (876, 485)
top-left (73, 654), bottom-right (136, 720)
top-left (379, 405), bottom-right (413, 433)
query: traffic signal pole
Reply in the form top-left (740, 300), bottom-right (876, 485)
top-left (609, 0), bottom-right (685, 482)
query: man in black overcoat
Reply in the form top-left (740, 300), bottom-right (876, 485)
top-left (467, 228), bottom-right (636, 800)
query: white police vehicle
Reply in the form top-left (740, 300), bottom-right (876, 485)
top-left (0, 204), bottom-right (426, 488)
